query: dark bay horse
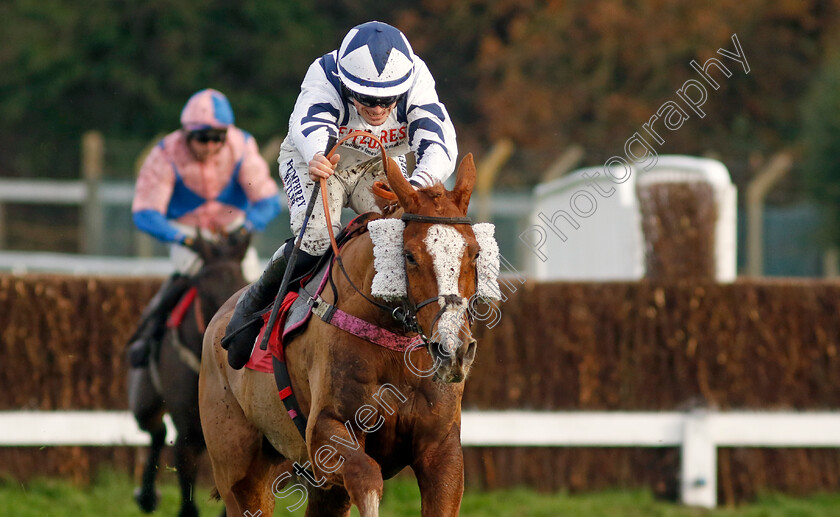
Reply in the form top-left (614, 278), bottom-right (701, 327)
top-left (130, 232), bottom-right (250, 517)
top-left (199, 154), bottom-right (486, 516)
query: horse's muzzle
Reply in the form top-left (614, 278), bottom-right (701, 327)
top-left (430, 337), bottom-right (477, 384)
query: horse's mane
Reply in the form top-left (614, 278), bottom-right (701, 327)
top-left (337, 180), bottom-right (463, 260)
top-left (416, 182), bottom-right (447, 202)
top-left (378, 181), bottom-right (451, 219)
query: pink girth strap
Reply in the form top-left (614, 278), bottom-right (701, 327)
top-left (311, 297), bottom-right (418, 352)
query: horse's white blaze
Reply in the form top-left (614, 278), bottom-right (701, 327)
top-left (438, 298), bottom-right (470, 354)
top-left (424, 225), bottom-right (467, 352)
top-left (424, 225), bottom-right (466, 296)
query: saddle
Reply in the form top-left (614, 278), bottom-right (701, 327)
top-left (243, 212), bottom-right (381, 373)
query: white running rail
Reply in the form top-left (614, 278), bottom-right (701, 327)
top-left (3, 410), bottom-right (840, 508)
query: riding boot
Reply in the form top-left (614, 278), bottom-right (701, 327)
top-left (223, 242), bottom-right (319, 370)
top-left (126, 273), bottom-right (191, 368)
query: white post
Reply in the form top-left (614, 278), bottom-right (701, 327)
top-left (680, 410), bottom-right (716, 508)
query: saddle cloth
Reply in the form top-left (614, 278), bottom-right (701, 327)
top-left (243, 257), bottom-right (332, 373)
top-left (243, 212), bottom-right (378, 373)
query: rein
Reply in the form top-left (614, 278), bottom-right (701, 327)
top-left (317, 140), bottom-right (476, 346)
top-left (320, 131), bottom-right (405, 321)
top-left (264, 131), bottom-right (392, 440)
top-left (398, 213), bottom-right (474, 344)
top-left (321, 130), bottom-right (389, 257)
top-left (168, 260), bottom-right (241, 373)
top-left (189, 259), bottom-right (244, 334)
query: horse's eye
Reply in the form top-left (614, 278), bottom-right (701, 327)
top-left (404, 251), bottom-right (417, 266)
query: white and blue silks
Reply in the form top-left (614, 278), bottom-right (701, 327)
top-left (275, 49), bottom-right (459, 256)
top-left (282, 50), bottom-right (458, 189)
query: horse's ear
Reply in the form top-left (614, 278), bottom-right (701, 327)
top-left (451, 153), bottom-right (476, 215)
top-left (233, 231), bottom-right (251, 261)
top-left (385, 157), bottom-right (419, 212)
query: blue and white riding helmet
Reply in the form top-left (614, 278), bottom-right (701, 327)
top-left (337, 21), bottom-right (416, 98)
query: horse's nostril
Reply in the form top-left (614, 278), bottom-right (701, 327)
top-left (457, 339), bottom-right (477, 363)
top-left (432, 341), bottom-right (457, 360)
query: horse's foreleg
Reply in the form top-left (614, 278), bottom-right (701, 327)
top-left (304, 484), bottom-right (351, 517)
top-left (173, 431), bottom-right (204, 517)
top-left (135, 424), bottom-right (166, 513)
top-left (309, 413), bottom-right (381, 517)
top-left (412, 426), bottom-right (464, 517)
top-left (129, 367), bottom-right (166, 513)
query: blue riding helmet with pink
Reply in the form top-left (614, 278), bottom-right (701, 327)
top-left (180, 89), bottom-right (235, 131)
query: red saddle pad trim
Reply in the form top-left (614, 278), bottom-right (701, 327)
top-left (244, 290), bottom-right (299, 372)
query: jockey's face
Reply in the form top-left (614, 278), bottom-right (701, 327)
top-left (186, 129), bottom-right (227, 161)
top-left (351, 98), bottom-right (395, 126)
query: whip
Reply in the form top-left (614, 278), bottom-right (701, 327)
top-left (259, 131), bottom-right (389, 350)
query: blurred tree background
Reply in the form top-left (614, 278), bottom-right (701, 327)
top-left (3, 0), bottom-right (840, 254)
top-left (801, 47), bottom-right (840, 246)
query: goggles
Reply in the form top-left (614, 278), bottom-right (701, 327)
top-left (347, 90), bottom-right (402, 109)
top-left (188, 129), bottom-right (227, 143)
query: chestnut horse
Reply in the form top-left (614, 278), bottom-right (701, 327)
top-left (199, 154), bottom-right (484, 516)
top-left (130, 232), bottom-right (250, 517)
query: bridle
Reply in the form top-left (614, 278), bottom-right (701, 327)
top-left (191, 260), bottom-right (244, 329)
top-left (318, 131), bottom-right (475, 351)
top-left (168, 258), bottom-right (245, 374)
top-left (325, 213), bottom-right (474, 349)
top-left (394, 213), bottom-right (474, 347)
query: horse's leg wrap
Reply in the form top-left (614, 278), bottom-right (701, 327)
top-left (127, 273), bottom-right (191, 368)
top-left (223, 242), bottom-right (319, 370)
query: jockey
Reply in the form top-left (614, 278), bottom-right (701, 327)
top-left (222, 21), bottom-right (459, 369)
top-left (127, 88), bottom-right (283, 369)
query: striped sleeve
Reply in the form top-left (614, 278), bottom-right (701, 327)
top-left (289, 54), bottom-right (344, 163)
top-left (405, 58), bottom-right (458, 187)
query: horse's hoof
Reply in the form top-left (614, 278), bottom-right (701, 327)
top-left (178, 502), bottom-right (199, 517)
top-left (133, 486), bottom-right (160, 513)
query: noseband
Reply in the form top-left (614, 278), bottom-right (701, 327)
top-left (331, 213), bottom-right (474, 351)
top-left (394, 213), bottom-right (474, 347)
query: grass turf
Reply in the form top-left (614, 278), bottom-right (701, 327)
top-left (2, 470), bottom-right (840, 516)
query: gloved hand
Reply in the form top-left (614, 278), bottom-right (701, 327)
top-left (181, 235), bottom-right (203, 254)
